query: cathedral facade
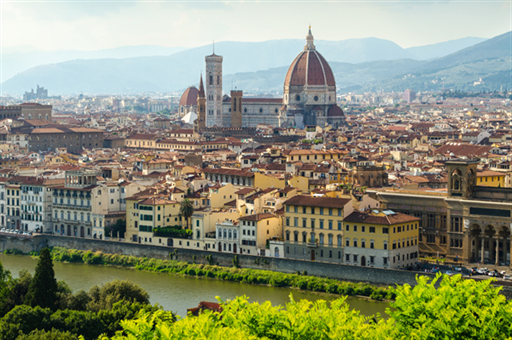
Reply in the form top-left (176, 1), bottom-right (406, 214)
top-left (188, 28), bottom-right (346, 130)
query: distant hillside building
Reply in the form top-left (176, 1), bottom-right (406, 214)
top-left (23, 85), bottom-right (48, 101)
top-left (403, 89), bottom-right (416, 103)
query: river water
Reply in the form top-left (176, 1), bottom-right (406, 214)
top-left (0, 254), bottom-right (390, 318)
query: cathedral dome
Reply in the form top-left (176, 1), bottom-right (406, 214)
top-left (284, 28), bottom-right (335, 88)
top-left (179, 86), bottom-right (199, 106)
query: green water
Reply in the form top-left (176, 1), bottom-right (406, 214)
top-left (0, 253), bottom-right (390, 317)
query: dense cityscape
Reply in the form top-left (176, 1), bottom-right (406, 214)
top-left (0, 1), bottom-right (511, 338)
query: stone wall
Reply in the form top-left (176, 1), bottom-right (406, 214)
top-left (1, 234), bottom-right (434, 286)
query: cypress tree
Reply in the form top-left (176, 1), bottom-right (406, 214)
top-left (24, 248), bottom-right (58, 311)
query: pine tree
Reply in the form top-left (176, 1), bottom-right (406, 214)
top-left (24, 248), bottom-right (58, 311)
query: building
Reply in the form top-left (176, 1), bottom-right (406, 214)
top-left (343, 210), bottom-right (420, 269)
top-left (282, 195), bottom-right (353, 263)
top-left (23, 85), bottom-right (48, 101)
top-left (205, 53), bottom-right (223, 127)
top-left (51, 170), bottom-right (107, 238)
top-left (19, 103), bottom-right (52, 121)
top-left (185, 27), bottom-right (346, 129)
top-left (370, 159), bottom-right (512, 266)
top-left (403, 89), bottom-right (416, 103)
top-left (215, 218), bottom-right (239, 253)
top-left (178, 86), bottom-right (198, 118)
top-left (20, 177), bottom-right (59, 233)
top-left (239, 213), bottom-right (281, 256)
top-left (0, 106), bottom-right (22, 120)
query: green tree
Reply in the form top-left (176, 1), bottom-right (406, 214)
top-left (24, 248), bottom-right (58, 311)
top-left (15, 328), bottom-right (80, 340)
top-left (179, 199), bottom-right (194, 229)
top-left (87, 280), bottom-right (149, 312)
top-left (105, 219), bottom-right (126, 239)
top-left (0, 269), bottom-right (32, 317)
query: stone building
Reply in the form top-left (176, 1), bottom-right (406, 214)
top-left (0, 106), bottom-right (22, 120)
top-left (19, 103), bottom-right (52, 121)
top-left (351, 165), bottom-right (389, 187)
top-left (370, 159), bottom-right (512, 266)
top-left (26, 127), bottom-right (104, 153)
top-left (186, 27), bottom-right (346, 129)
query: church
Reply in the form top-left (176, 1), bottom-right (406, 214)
top-left (180, 28), bottom-right (346, 130)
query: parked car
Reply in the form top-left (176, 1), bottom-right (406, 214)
top-left (0, 228), bottom-right (5, 233)
top-left (503, 275), bottom-right (511, 280)
top-left (454, 266), bottom-right (462, 272)
top-left (445, 271), bottom-right (454, 276)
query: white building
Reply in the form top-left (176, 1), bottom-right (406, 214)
top-left (215, 219), bottom-right (240, 253)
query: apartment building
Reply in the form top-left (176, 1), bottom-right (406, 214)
top-left (283, 195), bottom-right (353, 263)
top-left (239, 213), bottom-right (281, 256)
top-left (343, 210), bottom-right (420, 269)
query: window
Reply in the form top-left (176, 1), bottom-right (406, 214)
top-left (337, 235), bottom-right (342, 246)
top-left (286, 217), bottom-right (290, 226)
top-left (353, 255), bottom-right (358, 262)
top-left (311, 219), bottom-right (315, 229)
top-left (382, 227), bottom-right (389, 234)
top-left (361, 239), bottom-right (365, 248)
top-left (294, 206), bottom-right (298, 213)
top-left (353, 225), bottom-right (357, 232)
top-left (369, 226), bottom-right (375, 233)
top-left (361, 226), bottom-right (365, 233)
top-left (302, 233), bottom-right (307, 243)
top-left (338, 209), bottom-right (342, 217)
top-left (353, 239), bottom-right (358, 247)
top-left (345, 225), bottom-right (349, 231)
top-left (346, 238), bottom-right (350, 247)
top-left (319, 219), bottom-right (324, 229)
top-left (345, 254), bottom-right (350, 262)
top-left (370, 240), bottom-right (374, 249)
top-left (319, 234), bottom-right (324, 244)
top-left (286, 206), bottom-right (289, 212)
top-left (294, 217), bottom-right (298, 227)
top-left (302, 206), bottom-right (306, 213)
top-left (383, 241), bottom-right (388, 250)
top-left (328, 234), bottom-right (333, 245)
top-left (328, 220), bottom-right (333, 230)
top-left (302, 218), bottom-right (307, 228)
top-left (328, 208), bottom-right (332, 216)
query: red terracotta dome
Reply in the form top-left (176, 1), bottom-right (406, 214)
top-left (328, 105), bottom-right (344, 117)
top-left (179, 86), bottom-right (199, 106)
top-left (284, 29), bottom-right (335, 88)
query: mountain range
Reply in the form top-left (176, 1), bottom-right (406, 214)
top-left (2, 33), bottom-right (509, 95)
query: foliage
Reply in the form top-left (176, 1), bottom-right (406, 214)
top-left (49, 248), bottom-right (390, 301)
top-left (153, 226), bottom-right (192, 239)
top-left (0, 270), bottom-right (32, 317)
top-left (179, 199), bottom-right (194, 229)
top-left (15, 328), bottom-right (80, 340)
top-left (4, 249), bottom-right (24, 255)
top-left (105, 219), bottom-right (126, 239)
top-left (87, 280), bottom-right (150, 312)
top-left (24, 248), bottom-right (58, 311)
top-left (0, 301), bottom-right (163, 340)
top-left (104, 274), bottom-right (512, 340)
top-left (389, 274), bottom-right (512, 339)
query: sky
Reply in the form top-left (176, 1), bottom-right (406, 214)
top-left (2, 0), bottom-right (511, 51)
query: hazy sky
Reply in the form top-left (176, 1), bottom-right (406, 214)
top-left (3, 0), bottom-right (511, 51)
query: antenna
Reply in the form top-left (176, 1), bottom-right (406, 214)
top-left (213, 40), bottom-right (215, 54)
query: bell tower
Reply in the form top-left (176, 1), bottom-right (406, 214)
top-left (230, 90), bottom-right (243, 128)
top-left (205, 51), bottom-right (223, 127)
top-left (194, 74), bottom-right (206, 134)
top-left (446, 159), bottom-right (478, 198)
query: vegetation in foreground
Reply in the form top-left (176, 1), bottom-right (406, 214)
top-left (0, 248), bottom-right (165, 340)
top-left (48, 247), bottom-right (394, 301)
top-left (105, 274), bottom-right (512, 339)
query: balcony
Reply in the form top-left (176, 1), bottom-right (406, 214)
top-left (307, 242), bottom-right (318, 248)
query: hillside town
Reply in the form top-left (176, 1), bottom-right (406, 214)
top-left (0, 30), bottom-right (512, 272)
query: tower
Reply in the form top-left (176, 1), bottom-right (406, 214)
top-left (205, 52), bottom-right (223, 127)
top-left (446, 159), bottom-right (478, 199)
top-left (194, 75), bottom-right (206, 134)
top-left (230, 90), bottom-right (242, 128)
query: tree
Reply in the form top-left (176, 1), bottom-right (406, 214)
top-left (87, 280), bottom-right (149, 312)
top-left (106, 219), bottom-right (126, 239)
top-left (179, 199), bottom-right (194, 229)
top-left (0, 269), bottom-right (32, 317)
top-left (24, 248), bottom-right (58, 311)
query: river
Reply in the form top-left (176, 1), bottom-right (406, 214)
top-left (0, 253), bottom-right (390, 318)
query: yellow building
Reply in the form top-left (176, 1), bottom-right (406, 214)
top-left (283, 195), bottom-right (353, 263)
top-left (125, 190), bottom-right (183, 245)
top-left (209, 183), bottom-right (237, 208)
top-left (254, 172), bottom-right (286, 190)
top-left (239, 213), bottom-right (281, 256)
top-left (477, 170), bottom-right (506, 188)
top-left (343, 210), bottom-right (420, 269)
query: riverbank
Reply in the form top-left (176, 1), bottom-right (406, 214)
top-left (17, 247), bottom-right (396, 301)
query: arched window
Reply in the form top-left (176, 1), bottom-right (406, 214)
top-left (383, 241), bottom-right (388, 250)
top-left (233, 230), bottom-right (237, 239)
top-left (74, 212), bottom-right (77, 221)
top-left (319, 233), bottom-right (324, 244)
top-left (337, 235), bottom-right (342, 246)
top-left (353, 238), bottom-right (358, 247)
top-left (218, 229), bottom-right (221, 238)
top-left (302, 232), bottom-right (307, 243)
top-left (209, 74), bottom-right (213, 85)
top-left (328, 234), bottom-right (333, 245)
top-left (370, 240), bottom-right (374, 249)
top-left (346, 237), bottom-right (350, 247)
top-left (223, 229), bottom-right (227, 238)
top-left (228, 230), bottom-right (232, 239)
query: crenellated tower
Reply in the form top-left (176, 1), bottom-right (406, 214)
top-left (230, 90), bottom-right (243, 128)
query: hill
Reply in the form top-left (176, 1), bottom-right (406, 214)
top-left (405, 37), bottom-right (487, 60)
